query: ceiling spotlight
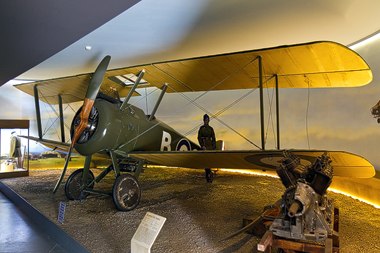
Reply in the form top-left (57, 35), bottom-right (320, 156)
top-left (85, 46), bottom-right (92, 51)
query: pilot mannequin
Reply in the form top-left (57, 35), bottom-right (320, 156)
top-left (197, 114), bottom-right (216, 150)
top-left (197, 114), bottom-right (216, 182)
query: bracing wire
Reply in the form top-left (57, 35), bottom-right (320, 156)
top-left (40, 101), bottom-right (60, 139)
top-left (166, 85), bottom-right (260, 149)
top-left (118, 56), bottom-right (263, 150)
top-left (258, 64), bottom-right (278, 150)
top-left (264, 80), bottom-right (277, 149)
top-left (151, 61), bottom-right (264, 149)
top-left (306, 80), bottom-right (311, 149)
top-left (37, 93), bottom-right (59, 138)
top-left (182, 87), bottom-right (260, 149)
top-left (37, 91), bottom-right (76, 142)
top-left (184, 87), bottom-right (258, 136)
top-left (255, 58), bottom-right (277, 150)
top-left (122, 86), bottom-right (160, 112)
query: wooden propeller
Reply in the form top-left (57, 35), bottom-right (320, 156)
top-left (53, 55), bottom-right (111, 193)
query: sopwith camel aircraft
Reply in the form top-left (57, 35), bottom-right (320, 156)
top-left (15, 41), bottom-right (375, 212)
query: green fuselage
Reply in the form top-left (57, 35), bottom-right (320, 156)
top-left (73, 97), bottom-right (199, 157)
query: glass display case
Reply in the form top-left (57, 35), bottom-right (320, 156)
top-left (0, 120), bottom-right (29, 178)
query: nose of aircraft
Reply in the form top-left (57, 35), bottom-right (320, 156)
top-left (53, 55), bottom-right (111, 194)
top-left (71, 55), bottom-right (111, 148)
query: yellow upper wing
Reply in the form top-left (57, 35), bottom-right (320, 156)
top-left (108, 41), bottom-right (372, 92)
top-left (14, 41), bottom-right (372, 104)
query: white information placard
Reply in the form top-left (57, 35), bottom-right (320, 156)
top-left (57, 202), bottom-right (66, 224)
top-left (131, 212), bottom-right (166, 253)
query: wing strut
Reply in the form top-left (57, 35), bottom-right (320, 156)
top-left (58, 94), bottom-right (65, 143)
top-left (259, 56), bottom-right (265, 150)
top-left (275, 74), bottom-right (280, 149)
top-left (259, 62), bottom-right (280, 150)
top-left (33, 85), bottom-right (42, 139)
top-left (120, 70), bottom-right (145, 111)
top-left (149, 83), bottom-right (168, 121)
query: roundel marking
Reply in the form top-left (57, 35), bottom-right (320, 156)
top-left (244, 153), bottom-right (314, 170)
top-left (176, 138), bottom-right (191, 151)
top-left (259, 156), bottom-right (312, 167)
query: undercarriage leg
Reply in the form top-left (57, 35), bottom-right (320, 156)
top-left (65, 155), bottom-right (95, 200)
top-left (205, 168), bottom-right (213, 183)
top-left (81, 155), bottom-right (92, 182)
top-left (133, 159), bottom-right (146, 179)
top-left (109, 150), bottom-right (120, 178)
top-left (94, 165), bottom-right (113, 183)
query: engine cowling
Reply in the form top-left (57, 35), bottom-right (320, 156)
top-left (71, 99), bottom-right (122, 156)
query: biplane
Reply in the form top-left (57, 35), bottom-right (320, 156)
top-left (14, 41), bottom-right (375, 211)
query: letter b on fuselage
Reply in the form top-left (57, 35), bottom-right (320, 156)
top-left (160, 131), bottom-right (171, 151)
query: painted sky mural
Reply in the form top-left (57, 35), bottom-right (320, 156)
top-left (1, 39), bottom-right (380, 171)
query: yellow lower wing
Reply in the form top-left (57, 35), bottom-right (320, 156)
top-left (129, 149), bottom-right (375, 178)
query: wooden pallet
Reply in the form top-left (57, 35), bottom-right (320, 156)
top-left (253, 207), bottom-right (340, 253)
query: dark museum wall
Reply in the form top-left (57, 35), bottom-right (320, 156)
top-left (0, 0), bottom-right (140, 86)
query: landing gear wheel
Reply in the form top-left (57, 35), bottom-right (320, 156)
top-left (205, 168), bottom-right (213, 183)
top-left (65, 169), bottom-right (95, 200)
top-left (112, 174), bottom-right (141, 211)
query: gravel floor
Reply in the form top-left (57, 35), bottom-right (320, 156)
top-left (2, 167), bottom-right (380, 253)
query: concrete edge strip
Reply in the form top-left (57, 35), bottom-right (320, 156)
top-left (0, 181), bottom-right (90, 253)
